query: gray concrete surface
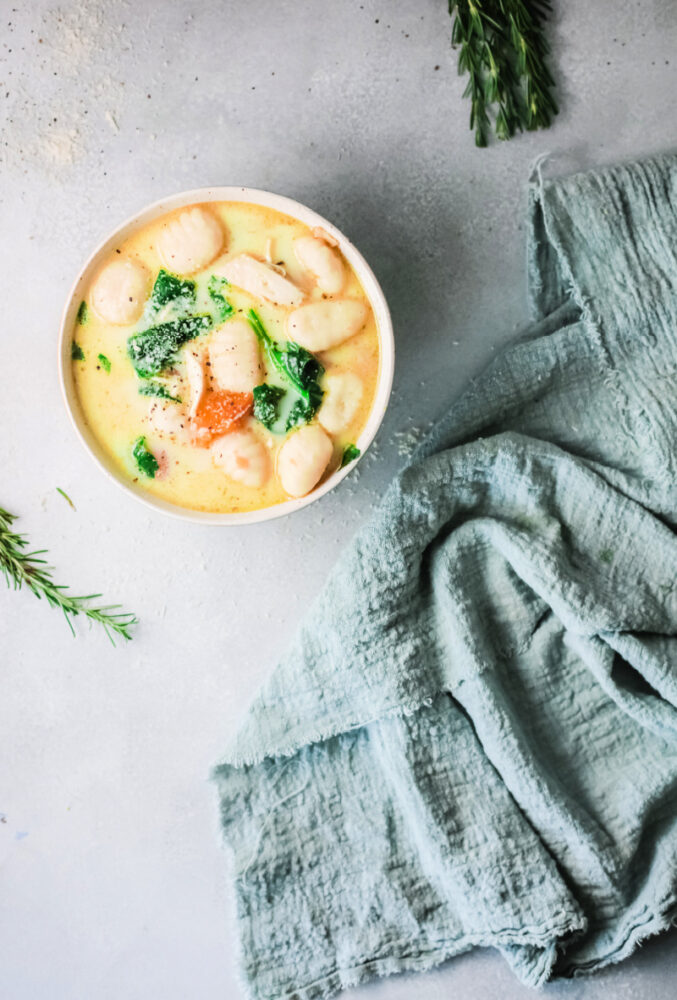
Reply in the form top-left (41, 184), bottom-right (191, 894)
top-left (1, 1), bottom-right (676, 997)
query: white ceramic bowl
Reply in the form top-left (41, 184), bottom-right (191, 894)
top-left (58, 187), bottom-right (395, 525)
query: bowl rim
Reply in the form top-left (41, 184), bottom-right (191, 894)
top-left (58, 186), bottom-right (395, 525)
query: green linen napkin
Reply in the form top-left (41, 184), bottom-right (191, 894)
top-left (213, 153), bottom-right (677, 999)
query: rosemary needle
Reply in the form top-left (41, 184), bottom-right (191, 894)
top-left (0, 505), bottom-right (137, 644)
top-left (56, 487), bottom-right (76, 510)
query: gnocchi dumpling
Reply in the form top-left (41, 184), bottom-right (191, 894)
top-left (157, 207), bottom-right (224, 274)
top-left (211, 429), bottom-right (270, 488)
top-left (214, 253), bottom-right (304, 307)
top-left (146, 399), bottom-right (191, 443)
top-left (277, 424), bottom-right (333, 498)
top-left (294, 235), bottom-right (345, 294)
top-left (318, 372), bottom-right (363, 435)
top-left (209, 319), bottom-right (262, 394)
top-left (90, 257), bottom-right (149, 325)
top-left (287, 299), bottom-right (368, 352)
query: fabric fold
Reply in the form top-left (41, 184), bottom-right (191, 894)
top-left (213, 153), bottom-right (677, 999)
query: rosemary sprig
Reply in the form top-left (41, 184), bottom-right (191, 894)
top-left (449, 0), bottom-right (558, 146)
top-left (0, 505), bottom-right (137, 644)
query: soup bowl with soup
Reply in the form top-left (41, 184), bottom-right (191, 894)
top-left (59, 188), bottom-right (394, 524)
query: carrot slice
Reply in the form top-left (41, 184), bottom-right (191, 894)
top-left (191, 389), bottom-right (253, 445)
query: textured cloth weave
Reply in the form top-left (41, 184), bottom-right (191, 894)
top-left (213, 154), bottom-right (677, 999)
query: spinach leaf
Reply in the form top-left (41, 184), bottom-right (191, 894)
top-left (285, 391), bottom-right (324, 431)
top-left (208, 274), bottom-right (234, 320)
top-left (247, 308), bottom-right (324, 429)
top-left (127, 314), bottom-right (212, 377)
top-left (283, 341), bottom-right (323, 390)
top-left (132, 436), bottom-right (159, 479)
top-left (71, 341), bottom-right (85, 361)
top-left (138, 382), bottom-right (182, 404)
top-left (340, 444), bottom-right (361, 468)
top-left (149, 269), bottom-right (196, 313)
top-left (252, 383), bottom-right (286, 431)
top-left (97, 353), bottom-right (111, 373)
top-left (76, 300), bottom-right (88, 325)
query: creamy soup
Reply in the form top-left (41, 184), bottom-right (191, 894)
top-left (71, 201), bottom-right (381, 514)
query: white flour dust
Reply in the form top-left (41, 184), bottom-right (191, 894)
top-left (1, 2), bottom-right (128, 175)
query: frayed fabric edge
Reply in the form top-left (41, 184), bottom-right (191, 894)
top-left (234, 914), bottom-right (583, 1000)
top-left (562, 887), bottom-right (677, 979)
top-left (210, 694), bottom-right (438, 773)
